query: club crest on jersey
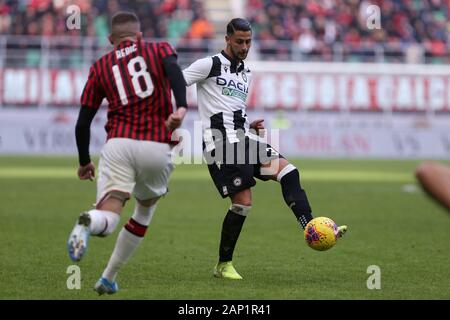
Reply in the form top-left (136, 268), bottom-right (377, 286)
top-left (224, 66), bottom-right (228, 73)
top-left (242, 72), bottom-right (247, 83)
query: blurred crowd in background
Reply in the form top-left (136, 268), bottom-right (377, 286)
top-left (0, 0), bottom-right (214, 40)
top-left (247, 0), bottom-right (449, 59)
top-left (0, 0), bottom-right (449, 63)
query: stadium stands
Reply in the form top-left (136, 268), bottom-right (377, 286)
top-left (0, 0), bottom-right (212, 39)
top-left (0, 0), bottom-right (448, 64)
top-left (247, 0), bottom-right (450, 63)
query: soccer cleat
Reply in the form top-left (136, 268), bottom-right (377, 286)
top-left (67, 212), bottom-right (91, 262)
top-left (214, 261), bottom-right (243, 280)
top-left (94, 278), bottom-right (118, 295)
top-left (337, 225), bottom-right (348, 238)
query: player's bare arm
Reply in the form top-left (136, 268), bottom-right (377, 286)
top-left (416, 161), bottom-right (450, 211)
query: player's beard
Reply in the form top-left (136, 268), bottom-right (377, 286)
top-left (237, 51), bottom-right (248, 60)
top-left (231, 47), bottom-right (248, 61)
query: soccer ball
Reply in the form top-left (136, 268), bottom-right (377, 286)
top-left (304, 217), bottom-right (338, 251)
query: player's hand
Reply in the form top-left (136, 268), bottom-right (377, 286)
top-left (250, 119), bottom-right (265, 136)
top-left (250, 119), bottom-right (265, 130)
top-left (77, 162), bottom-right (95, 181)
top-left (166, 107), bottom-right (187, 131)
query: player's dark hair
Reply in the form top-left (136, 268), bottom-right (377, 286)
top-left (111, 11), bottom-right (140, 27)
top-left (226, 18), bottom-right (252, 35)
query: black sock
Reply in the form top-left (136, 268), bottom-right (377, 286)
top-left (280, 168), bottom-right (313, 229)
top-left (219, 210), bottom-right (246, 262)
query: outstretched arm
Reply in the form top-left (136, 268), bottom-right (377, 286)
top-left (416, 161), bottom-right (450, 211)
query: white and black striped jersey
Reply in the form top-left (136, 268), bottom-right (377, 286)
top-left (183, 50), bottom-right (252, 152)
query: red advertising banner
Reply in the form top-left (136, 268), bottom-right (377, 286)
top-left (1, 68), bottom-right (85, 106)
top-left (248, 73), bottom-right (450, 112)
top-left (1, 65), bottom-right (450, 112)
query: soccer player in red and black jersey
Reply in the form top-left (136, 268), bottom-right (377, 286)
top-left (67, 11), bottom-right (187, 295)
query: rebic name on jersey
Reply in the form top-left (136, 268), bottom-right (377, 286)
top-left (183, 50), bottom-right (252, 152)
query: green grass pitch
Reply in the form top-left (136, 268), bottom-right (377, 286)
top-left (0, 156), bottom-right (449, 299)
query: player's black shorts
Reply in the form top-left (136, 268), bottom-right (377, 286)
top-left (204, 136), bottom-right (284, 198)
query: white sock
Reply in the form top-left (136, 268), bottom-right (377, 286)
top-left (101, 203), bottom-right (156, 282)
top-left (132, 202), bottom-right (157, 226)
top-left (87, 209), bottom-right (120, 236)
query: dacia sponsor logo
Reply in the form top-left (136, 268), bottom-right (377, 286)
top-left (216, 77), bottom-right (248, 102)
top-left (222, 87), bottom-right (247, 102)
top-left (216, 77), bottom-right (249, 93)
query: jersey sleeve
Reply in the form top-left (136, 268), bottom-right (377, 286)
top-left (182, 57), bottom-right (213, 86)
top-left (158, 41), bottom-right (177, 59)
top-left (80, 65), bottom-right (105, 109)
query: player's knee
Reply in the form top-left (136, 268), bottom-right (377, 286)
top-left (137, 196), bottom-right (161, 207)
top-left (230, 188), bottom-right (252, 207)
top-left (230, 203), bottom-right (252, 216)
top-left (132, 198), bottom-right (158, 227)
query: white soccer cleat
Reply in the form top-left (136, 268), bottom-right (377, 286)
top-left (67, 212), bottom-right (91, 262)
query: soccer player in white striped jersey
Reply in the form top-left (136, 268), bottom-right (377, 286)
top-left (183, 18), bottom-right (347, 280)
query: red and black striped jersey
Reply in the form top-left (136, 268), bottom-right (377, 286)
top-left (80, 40), bottom-right (176, 143)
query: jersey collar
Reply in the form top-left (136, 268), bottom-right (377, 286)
top-left (115, 39), bottom-right (137, 48)
top-left (220, 50), bottom-right (245, 74)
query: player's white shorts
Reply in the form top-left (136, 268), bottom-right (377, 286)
top-left (96, 138), bottom-right (174, 206)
